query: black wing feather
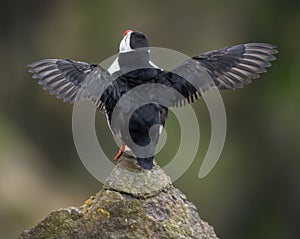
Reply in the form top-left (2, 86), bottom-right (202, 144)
top-left (193, 43), bottom-right (278, 90)
top-left (162, 43), bottom-right (277, 107)
top-left (28, 59), bottom-right (114, 108)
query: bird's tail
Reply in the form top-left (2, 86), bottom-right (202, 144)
top-left (137, 157), bottom-right (154, 170)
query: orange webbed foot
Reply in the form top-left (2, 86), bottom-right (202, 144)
top-left (113, 143), bottom-right (125, 161)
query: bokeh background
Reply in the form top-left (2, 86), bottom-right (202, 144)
top-left (0, 0), bottom-right (299, 238)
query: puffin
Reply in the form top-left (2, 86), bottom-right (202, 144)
top-left (28, 30), bottom-right (277, 170)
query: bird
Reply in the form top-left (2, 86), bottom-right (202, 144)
top-left (28, 30), bottom-right (277, 170)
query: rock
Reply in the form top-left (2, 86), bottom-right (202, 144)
top-left (19, 155), bottom-right (219, 239)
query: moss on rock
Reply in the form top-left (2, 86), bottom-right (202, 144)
top-left (19, 156), bottom-right (218, 239)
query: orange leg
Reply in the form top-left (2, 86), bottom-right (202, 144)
top-left (113, 142), bottom-right (125, 161)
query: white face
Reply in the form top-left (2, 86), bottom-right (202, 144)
top-left (119, 31), bottom-right (133, 53)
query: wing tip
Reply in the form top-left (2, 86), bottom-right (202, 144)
top-left (27, 59), bottom-right (59, 68)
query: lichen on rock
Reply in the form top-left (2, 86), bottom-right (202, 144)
top-left (19, 155), bottom-right (219, 239)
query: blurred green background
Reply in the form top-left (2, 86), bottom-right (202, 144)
top-left (0, 0), bottom-right (299, 238)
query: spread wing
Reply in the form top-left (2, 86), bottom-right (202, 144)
top-left (160, 43), bottom-right (278, 107)
top-left (28, 59), bottom-right (114, 110)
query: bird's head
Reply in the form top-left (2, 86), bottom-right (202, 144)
top-left (119, 30), bottom-right (150, 53)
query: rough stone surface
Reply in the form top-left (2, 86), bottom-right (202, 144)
top-left (19, 156), bottom-right (219, 239)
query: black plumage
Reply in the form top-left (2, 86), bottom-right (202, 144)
top-left (28, 30), bottom-right (277, 170)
